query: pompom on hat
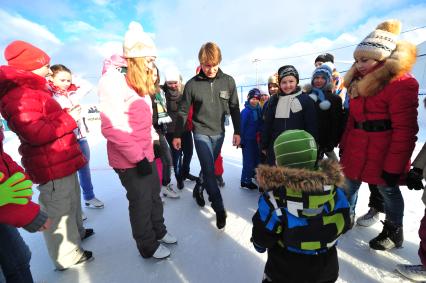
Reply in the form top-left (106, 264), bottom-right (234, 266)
top-left (123, 21), bottom-right (157, 58)
top-left (354, 19), bottom-right (401, 61)
top-left (273, 130), bottom-right (317, 169)
top-left (4, 40), bottom-right (50, 71)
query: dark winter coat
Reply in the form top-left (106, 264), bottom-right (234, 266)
top-left (0, 66), bottom-right (86, 184)
top-left (261, 88), bottom-right (318, 165)
top-left (252, 160), bottom-right (350, 282)
top-left (340, 41), bottom-right (419, 185)
top-left (163, 86), bottom-right (183, 134)
top-left (174, 68), bottom-right (240, 137)
top-left (304, 84), bottom-right (343, 152)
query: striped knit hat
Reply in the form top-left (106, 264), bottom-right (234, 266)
top-left (354, 19), bottom-right (401, 61)
top-left (273, 130), bottom-right (317, 169)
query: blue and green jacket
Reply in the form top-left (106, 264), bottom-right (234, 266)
top-left (251, 160), bottom-right (350, 255)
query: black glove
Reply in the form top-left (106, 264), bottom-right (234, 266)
top-left (406, 167), bottom-right (424, 190)
top-left (136, 158), bottom-right (152, 176)
top-left (381, 170), bottom-right (400, 187)
top-left (153, 140), bottom-right (161, 159)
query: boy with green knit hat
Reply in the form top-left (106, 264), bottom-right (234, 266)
top-left (251, 129), bottom-right (350, 283)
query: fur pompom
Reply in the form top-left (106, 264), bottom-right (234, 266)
top-left (376, 19), bottom-right (401, 35)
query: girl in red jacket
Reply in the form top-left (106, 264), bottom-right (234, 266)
top-left (340, 20), bottom-right (419, 250)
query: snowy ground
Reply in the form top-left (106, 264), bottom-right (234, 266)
top-left (5, 108), bottom-right (426, 283)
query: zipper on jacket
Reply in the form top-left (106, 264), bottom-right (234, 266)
top-left (210, 82), bottom-right (214, 103)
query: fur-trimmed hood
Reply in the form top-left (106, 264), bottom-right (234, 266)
top-left (344, 40), bottom-right (417, 98)
top-left (256, 159), bottom-right (344, 192)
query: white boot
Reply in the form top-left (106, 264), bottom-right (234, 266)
top-left (162, 184), bottom-right (180, 199)
top-left (152, 244), bottom-right (170, 259)
top-left (159, 232), bottom-right (177, 244)
top-left (356, 208), bottom-right (379, 227)
top-left (85, 197), bottom-right (105, 208)
top-left (396, 264), bottom-right (426, 282)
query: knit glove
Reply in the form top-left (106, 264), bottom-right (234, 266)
top-left (0, 172), bottom-right (33, 206)
top-left (136, 158), bottom-right (152, 176)
top-left (381, 171), bottom-right (400, 187)
top-left (153, 140), bottom-right (161, 159)
top-left (406, 168), bottom-right (424, 190)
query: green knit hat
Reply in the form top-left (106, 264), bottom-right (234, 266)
top-left (273, 130), bottom-right (317, 169)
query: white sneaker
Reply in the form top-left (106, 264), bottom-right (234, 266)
top-left (152, 244), bottom-right (170, 259)
top-left (356, 208), bottom-right (379, 227)
top-left (85, 197), bottom-right (104, 208)
top-left (159, 232), bottom-right (177, 244)
top-left (162, 184), bottom-right (180, 199)
top-left (396, 264), bottom-right (426, 282)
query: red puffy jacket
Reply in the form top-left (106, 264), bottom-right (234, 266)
top-left (0, 66), bottom-right (86, 184)
top-left (0, 129), bottom-right (42, 228)
top-left (340, 72), bottom-right (419, 185)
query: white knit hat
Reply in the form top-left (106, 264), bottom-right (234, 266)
top-left (354, 20), bottom-right (401, 61)
top-left (164, 66), bottom-right (180, 82)
top-left (123, 21), bottom-right (157, 58)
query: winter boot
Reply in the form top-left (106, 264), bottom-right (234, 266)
top-left (177, 176), bottom-right (184, 190)
top-left (185, 173), bottom-right (198, 181)
top-left (158, 232), bottom-right (177, 244)
top-left (369, 220), bottom-right (403, 250)
top-left (152, 244), bottom-right (171, 259)
top-left (192, 181), bottom-right (205, 207)
top-left (241, 181), bottom-right (258, 190)
top-left (82, 228), bottom-right (95, 240)
top-left (396, 264), bottom-right (426, 282)
top-left (216, 210), bottom-right (227, 229)
top-left (356, 207), bottom-right (380, 227)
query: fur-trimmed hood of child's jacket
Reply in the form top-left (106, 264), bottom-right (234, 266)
top-left (256, 159), bottom-right (345, 192)
top-left (344, 40), bottom-right (417, 98)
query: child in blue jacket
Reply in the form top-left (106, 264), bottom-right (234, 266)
top-left (252, 130), bottom-right (350, 283)
top-left (240, 88), bottom-right (262, 190)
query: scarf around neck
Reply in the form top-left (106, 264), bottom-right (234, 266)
top-left (275, 89), bottom-right (303, 119)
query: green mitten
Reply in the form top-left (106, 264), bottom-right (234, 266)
top-left (0, 172), bottom-right (33, 206)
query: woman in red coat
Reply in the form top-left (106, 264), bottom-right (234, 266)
top-left (340, 20), bottom-right (419, 250)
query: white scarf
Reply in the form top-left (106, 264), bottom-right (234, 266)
top-left (275, 90), bottom-right (303, 119)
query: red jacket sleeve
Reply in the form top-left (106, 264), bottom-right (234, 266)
top-left (3, 89), bottom-right (77, 146)
top-left (0, 150), bottom-right (41, 228)
top-left (383, 76), bottom-right (419, 174)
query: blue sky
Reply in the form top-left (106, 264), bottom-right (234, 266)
top-left (1, 0), bottom-right (426, 101)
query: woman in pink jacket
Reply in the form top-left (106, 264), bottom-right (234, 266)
top-left (98, 22), bottom-right (176, 259)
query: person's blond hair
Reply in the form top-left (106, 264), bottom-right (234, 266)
top-left (126, 58), bottom-right (156, 97)
top-left (198, 42), bottom-right (222, 65)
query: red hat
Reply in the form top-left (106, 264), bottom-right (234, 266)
top-left (4, 40), bottom-right (50, 71)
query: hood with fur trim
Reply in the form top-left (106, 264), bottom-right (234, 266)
top-left (256, 159), bottom-right (344, 192)
top-left (302, 83), bottom-right (333, 94)
top-left (344, 41), bottom-right (417, 98)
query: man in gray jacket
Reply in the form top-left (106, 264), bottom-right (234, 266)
top-left (173, 42), bottom-right (240, 229)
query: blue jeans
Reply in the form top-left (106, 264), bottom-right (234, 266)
top-left (0, 224), bottom-right (34, 283)
top-left (166, 131), bottom-right (194, 179)
top-left (345, 178), bottom-right (404, 225)
top-left (78, 138), bottom-right (95, 201)
top-left (241, 139), bottom-right (259, 183)
top-left (193, 133), bottom-right (225, 212)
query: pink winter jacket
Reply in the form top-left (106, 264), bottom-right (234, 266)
top-left (98, 67), bottom-right (154, 169)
